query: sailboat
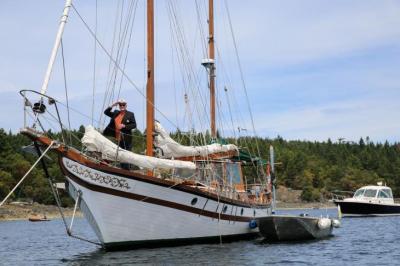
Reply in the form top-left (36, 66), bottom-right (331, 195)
top-left (19, 0), bottom-right (273, 250)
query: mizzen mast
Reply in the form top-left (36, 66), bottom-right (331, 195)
top-left (146, 0), bottom-right (155, 159)
top-left (208, 0), bottom-right (216, 139)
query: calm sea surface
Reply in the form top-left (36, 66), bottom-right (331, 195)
top-left (1, 208), bottom-right (399, 265)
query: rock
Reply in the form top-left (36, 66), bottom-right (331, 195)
top-left (276, 186), bottom-right (302, 203)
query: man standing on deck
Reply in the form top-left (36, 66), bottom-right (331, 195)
top-left (103, 99), bottom-right (137, 166)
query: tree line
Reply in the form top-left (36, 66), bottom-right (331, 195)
top-left (0, 127), bottom-right (399, 206)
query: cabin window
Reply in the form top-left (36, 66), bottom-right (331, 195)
top-left (241, 208), bottom-right (244, 215)
top-left (214, 163), bottom-right (224, 180)
top-left (191, 198), bottom-right (198, 205)
top-left (354, 189), bottom-right (365, 197)
top-left (175, 168), bottom-right (196, 179)
top-left (378, 190), bottom-right (391, 198)
top-left (222, 205), bottom-right (228, 213)
top-left (210, 163), bottom-right (224, 185)
top-left (364, 189), bottom-right (377, 198)
top-left (383, 189), bottom-right (393, 198)
top-left (196, 162), bottom-right (221, 184)
top-left (226, 163), bottom-right (242, 185)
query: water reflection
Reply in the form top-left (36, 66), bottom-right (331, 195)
top-left (1, 209), bottom-right (399, 265)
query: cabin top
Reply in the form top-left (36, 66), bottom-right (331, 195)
top-left (353, 185), bottom-right (393, 199)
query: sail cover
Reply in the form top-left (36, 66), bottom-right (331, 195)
top-left (82, 125), bottom-right (196, 170)
top-left (154, 122), bottom-right (238, 159)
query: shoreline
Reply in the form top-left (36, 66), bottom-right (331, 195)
top-left (275, 201), bottom-right (336, 210)
top-left (0, 202), bottom-right (82, 222)
top-left (0, 201), bottom-right (335, 222)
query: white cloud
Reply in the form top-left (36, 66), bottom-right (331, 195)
top-left (221, 0), bottom-right (400, 67)
top-left (254, 95), bottom-right (400, 142)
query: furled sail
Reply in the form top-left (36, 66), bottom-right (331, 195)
top-left (154, 122), bottom-right (238, 159)
top-left (82, 125), bottom-right (196, 170)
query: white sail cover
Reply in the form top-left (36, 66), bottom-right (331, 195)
top-left (81, 125), bottom-right (196, 170)
top-left (154, 122), bottom-right (238, 159)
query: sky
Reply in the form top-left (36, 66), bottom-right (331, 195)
top-left (0, 0), bottom-right (399, 143)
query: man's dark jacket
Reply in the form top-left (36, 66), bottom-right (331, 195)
top-left (103, 107), bottom-right (136, 149)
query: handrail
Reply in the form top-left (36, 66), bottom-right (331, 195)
top-left (20, 89), bottom-right (67, 142)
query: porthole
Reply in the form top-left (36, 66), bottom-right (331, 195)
top-left (222, 205), bottom-right (228, 213)
top-left (241, 208), bottom-right (244, 215)
top-left (191, 197), bottom-right (198, 205)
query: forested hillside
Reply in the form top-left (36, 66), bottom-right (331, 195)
top-left (0, 127), bottom-right (399, 205)
top-left (254, 136), bottom-right (400, 201)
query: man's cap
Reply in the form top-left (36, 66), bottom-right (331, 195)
top-left (118, 99), bottom-right (127, 104)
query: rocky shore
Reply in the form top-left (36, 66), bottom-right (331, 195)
top-left (0, 202), bottom-right (82, 221)
top-left (275, 201), bottom-right (335, 209)
top-left (274, 186), bottom-right (336, 209)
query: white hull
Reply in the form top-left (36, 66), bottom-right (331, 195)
top-left (62, 158), bottom-right (271, 249)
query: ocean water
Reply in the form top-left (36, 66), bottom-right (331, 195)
top-left (1, 208), bottom-right (399, 265)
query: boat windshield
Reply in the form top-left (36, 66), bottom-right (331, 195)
top-left (226, 162), bottom-right (242, 185)
top-left (378, 189), bottom-right (393, 198)
top-left (354, 189), bottom-right (365, 197)
top-left (363, 189), bottom-right (377, 198)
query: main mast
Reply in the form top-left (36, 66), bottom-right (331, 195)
top-left (208, 0), bottom-right (216, 139)
top-left (146, 0), bottom-right (155, 159)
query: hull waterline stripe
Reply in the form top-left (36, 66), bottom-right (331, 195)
top-left (103, 232), bottom-right (259, 251)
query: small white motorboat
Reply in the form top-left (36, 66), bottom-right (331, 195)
top-left (333, 183), bottom-right (400, 217)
